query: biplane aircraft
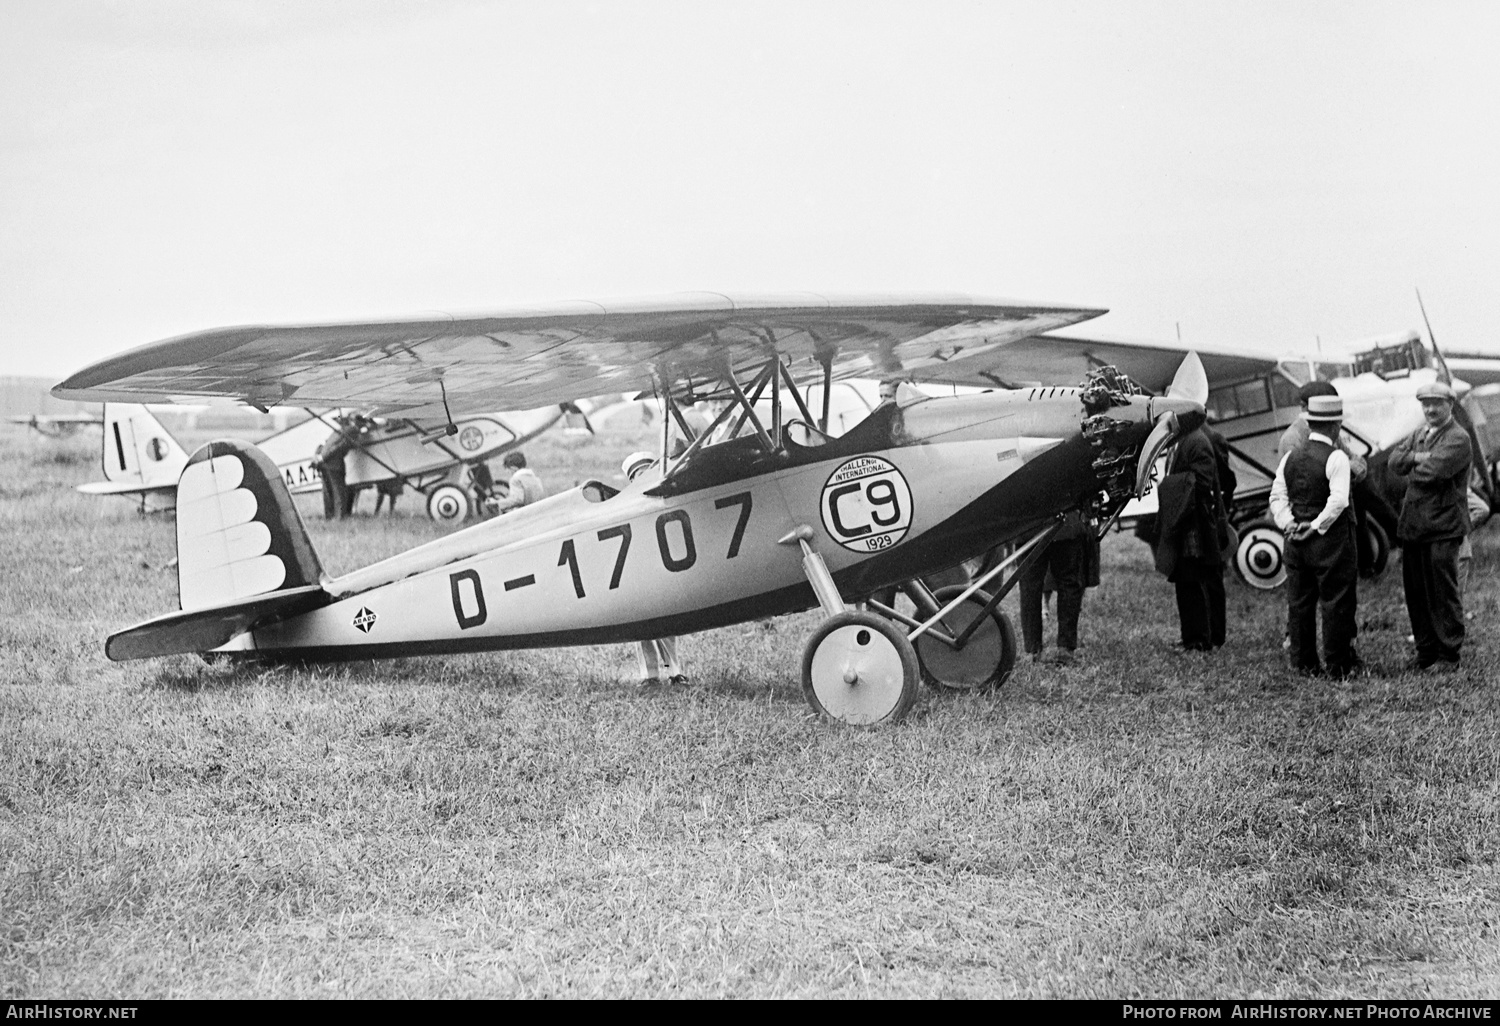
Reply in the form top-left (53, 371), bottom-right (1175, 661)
top-left (905, 327), bottom-right (1499, 589)
top-left (54, 294), bottom-right (1208, 725)
top-left (79, 402), bottom-right (565, 521)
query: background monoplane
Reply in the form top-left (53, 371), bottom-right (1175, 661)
top-left (905, 326), bottom-right (1500, 589)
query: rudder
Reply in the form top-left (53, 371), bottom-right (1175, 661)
top-left (177, 439), bottom-right (323, 612)
top-left (102, 403), bottom-right (189, 488)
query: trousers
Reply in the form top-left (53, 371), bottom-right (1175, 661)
top-left (1019, 536), bottom-right (1087, 652)
top-left (1401, 539), bottom-right (1465, 665)
top-left (1284, 520), bottom-right (1358, 673)
top-left (1172, 560), bottom-right (1225, 650)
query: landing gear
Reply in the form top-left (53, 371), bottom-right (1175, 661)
top-left (790, 523), bottom-right (1052, 724)
top-left (1234, 518), bottom-right (1286, 589)
top-left (913, 585), bottom-right (1016, 691)
top-left (802, 611), bottom-right (919, 726)
top-left (426, 484), bottom-right (470, 525)
top-left (1361, 518), bottom-right (1390, 578)
top-left (785, 525), bottom-right (919, 726)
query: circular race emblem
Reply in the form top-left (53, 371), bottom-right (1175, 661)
top-left (458, 426), bottom-right (484, 452)
top-left (820, 456), bottom-right (913, 553)
top-left (146, 437), bottom-right (168, 462)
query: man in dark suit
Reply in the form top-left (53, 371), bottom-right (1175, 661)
top-left (1159, 421), bottom-right (1228, 651)
top-left (1269, 394), bottom-right (1358, 677)
top-left (1389, 381), bottom-right (1472, 673)
top-left (314, 417), bottom-right (356, 520)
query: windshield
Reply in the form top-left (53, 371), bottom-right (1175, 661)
top-left (1277, 360), bottom-right (1312, 386)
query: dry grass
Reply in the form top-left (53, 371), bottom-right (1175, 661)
top-left (1, 424), bottom-right (1497, 998)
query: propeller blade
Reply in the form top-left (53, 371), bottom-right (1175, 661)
top-left (1135, 411), bottom-right (1179, 498)
top-left (1166, 351), bottom-right (1209, 407)
top-left (1416, 287), bottom-right (1453, 385)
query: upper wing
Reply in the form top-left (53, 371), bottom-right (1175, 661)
top-left (52, 293), bottom-right (1104, 419)
top-left (892, 329), bottom-right (1279, 394)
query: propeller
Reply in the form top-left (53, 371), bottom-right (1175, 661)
top-left (1134, 411), bottom-right (1179, 497)
top-left (1134, 351), bottom-right (1208, 497)
top-left (1416, 287), bottom-right (1453, 385)
top-left (1165, 350), bottom-right (1208, 407)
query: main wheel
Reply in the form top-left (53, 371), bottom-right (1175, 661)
top-left (1361, 517), bottom-right (1390, 578)
top-left (914, 585), bottom-right (1016, 691)
top-left (426, 484), bottom-right (470, 524)
top-left (1234, 517), bottom-right (1286, 589)
top-left (802, 611), bottom-right (919, 726)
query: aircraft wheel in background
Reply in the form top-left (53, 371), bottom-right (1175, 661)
top-left (914, 585), bottom-right (1016, 691)
top-left (1234, 518), bottom-right (1286, 589)
top-left (426, 484), bottom-right (470, 524)
top-left (802, 611), bottom-right (919, 726)
top-left (1362, 518), bottom-right (1390, 578)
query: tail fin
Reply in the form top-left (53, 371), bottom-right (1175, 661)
top-left (177, 439), bottom-right (323, 612)
top-left (101, 404), bottom-right (189, 488)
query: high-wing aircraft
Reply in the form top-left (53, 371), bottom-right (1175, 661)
top-left (906, 327), bottom-right (1499, 589)
top-left (54, 293), bottom-right (1208, 725)
top-left (79, 402), bottom-right (565, 521)
top-left (8, 411), bottom-right (104, 437)
top-left (251, 405), bottom-right (567, 522)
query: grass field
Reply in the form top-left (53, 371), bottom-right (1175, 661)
top-left (1, 423), bottom-right (1497, 999)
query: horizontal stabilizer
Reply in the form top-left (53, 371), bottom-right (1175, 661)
top-left (106, 585), bottom-right (329, 661)
top-left (77, 480), bottom-right (173, 497)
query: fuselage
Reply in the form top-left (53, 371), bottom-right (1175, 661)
top-left (227, 388), bottom-right (1166, 660)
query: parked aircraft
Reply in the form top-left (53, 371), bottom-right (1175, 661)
top-left (78, 403), bottom-right (565, 521)
top-left (7, 412), bottom-right (104, 438)
top-left (76, 404), bottom-right (192, 512)
top-left (54, 293), bottom-right (1207, 725)
top-left (253, 406), bottom-right (567, 522)
top-left (905, 328), bottom-right (1499, 589)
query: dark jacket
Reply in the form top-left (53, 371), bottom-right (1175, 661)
top-left (1389, 418), bottom-right (1472, 543)
top-left (1156, 426), bottom-right (1225, 576)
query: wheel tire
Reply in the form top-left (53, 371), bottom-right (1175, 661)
top-left (1362, 517), bottom-right (1390, 578)
top-left (913, 585), bottom-right (1016, 692)
top-left (802, 611), bottom-right (920, 726)
top-left (1234, 517), bottom-right (1286, 589)
top-left (426, 484), bottom-right (470, 525)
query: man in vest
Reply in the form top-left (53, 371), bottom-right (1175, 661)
top-left (1389, 380), bottom-right (1472, 673)
top-left (1269, 393), bottom-right (1358, 677)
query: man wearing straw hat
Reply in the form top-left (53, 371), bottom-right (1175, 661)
top-left (1269, 393), bottom-right (1359, 677)
top-left (1389, 380), bottom-right (1472, 673)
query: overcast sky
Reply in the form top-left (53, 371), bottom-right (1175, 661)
top-left (2, 0), bottom-right (1497, 381)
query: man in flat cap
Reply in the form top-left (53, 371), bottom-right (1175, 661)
top-left (1270, 393), bottom-right (1359, 677)
top-left (1389, 380), bottom-right (1472, 673)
